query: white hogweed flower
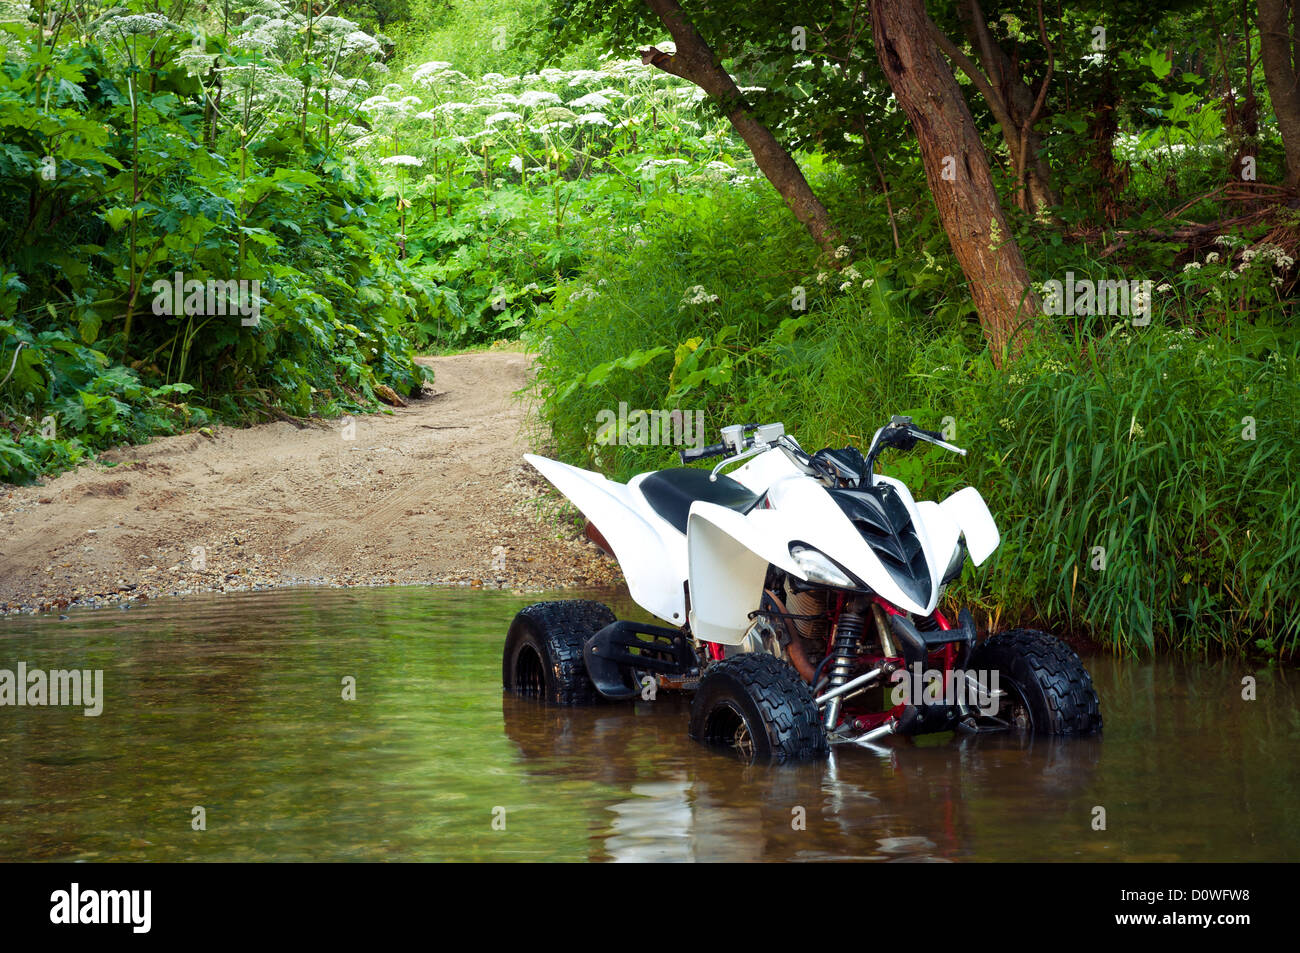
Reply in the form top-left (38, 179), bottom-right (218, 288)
top-left (678, 285), bottom-right (719, 309)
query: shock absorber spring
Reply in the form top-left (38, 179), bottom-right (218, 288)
top-left (824, 608), bottom-right (867, 729)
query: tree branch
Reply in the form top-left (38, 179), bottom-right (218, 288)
top-left (639, 46), bottom-right (690, 82)
top-left (1015, 0), bottom-right (1053, 207)
top-left (926, 17), bottom-right (1017, 135)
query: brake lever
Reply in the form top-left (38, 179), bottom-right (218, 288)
top-left (911, 428), bottom-right (967, 456)
top-left (708, 443), bottom-right (766, 481)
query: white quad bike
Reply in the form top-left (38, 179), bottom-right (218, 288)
top-left (503, 417), bottom-right (1102, 762)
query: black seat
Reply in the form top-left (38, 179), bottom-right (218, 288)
top-left (638, 468), bottom-right (760, 535)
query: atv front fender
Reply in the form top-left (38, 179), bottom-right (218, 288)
top-left (684, 502), bottom-right (801, 645)
top-left (937, 486), bottom-right (1001, 565)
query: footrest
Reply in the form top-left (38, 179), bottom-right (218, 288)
top-left (584, 620), bottom-right (698, 700)
top-left (888, 609), bottom-right (976, 666)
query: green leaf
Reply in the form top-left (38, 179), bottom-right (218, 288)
top-left (102, 207), bottom-right (133, 231)
top-left (1144, 48), bottom-right (1172, 79)
top-left (583, 346), bottom-right (669, 387)
top-left (77, 313), bottom-right (101, 344)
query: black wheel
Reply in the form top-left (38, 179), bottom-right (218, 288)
top-left (502, 600), bottom-right (615, 705)
top-left (688, 653), bottom-right (828, 763)
top-left (967, 629), bottom-right (1102, 735)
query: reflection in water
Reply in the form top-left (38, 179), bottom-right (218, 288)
top-left (0, 586), bottom-right (1296, 861)
top-left (500, 693), bottom-right (1107, 862)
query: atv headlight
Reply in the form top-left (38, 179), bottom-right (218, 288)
top-left (789, 544), bottom-right (854, 588)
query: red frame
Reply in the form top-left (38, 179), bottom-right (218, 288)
top-left (835, 598), bottom-right (957, 731)
top-left (705, 597), bottom-right (958, 732)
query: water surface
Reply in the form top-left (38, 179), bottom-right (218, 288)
top-left (1, 586), bottom-right (1295, 861)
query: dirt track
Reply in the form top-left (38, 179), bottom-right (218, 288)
top-left (0, 350), bottom-right (620, 614)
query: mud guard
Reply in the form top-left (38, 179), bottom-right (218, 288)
top-left (687, 488), bottom-right (946, 643)
top-left (523, 454), bottom-right (689, 624)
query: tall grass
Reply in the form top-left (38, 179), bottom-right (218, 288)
top-left (958, 329), bottom-right (1300, 657)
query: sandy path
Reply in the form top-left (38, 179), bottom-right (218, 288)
top-left (0, 350), bottom-right (620, 614)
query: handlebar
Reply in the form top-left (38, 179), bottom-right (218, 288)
top-left (679, 442), bottom-right (728, 464)
top-left (678, 417), bottom-right (965, 487)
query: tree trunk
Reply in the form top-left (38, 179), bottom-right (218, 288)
top-left (1258, 0), bottom-right (1300, 188)
top-left (1088, 70), bottom-right (1127, 224)
top-left (1220, 2), bottom-right (1262, 189)
top-left (640, 0), bottom-right (840, 256)
top-left (872, 0), bottom-right (1041, 364)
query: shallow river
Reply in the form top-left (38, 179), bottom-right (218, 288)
top-left (1, 586), bottom-right (1296, 862)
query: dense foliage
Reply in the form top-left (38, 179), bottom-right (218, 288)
top-left (0, 0), bottom-right (432, 482)
top-left (528, 180), bottom-right (1299, 657)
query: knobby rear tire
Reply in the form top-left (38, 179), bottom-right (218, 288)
top-left (502, 600), bottom-right (615, 705)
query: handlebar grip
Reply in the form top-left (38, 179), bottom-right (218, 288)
top-left (679, 442), bottom-right (728, 464)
